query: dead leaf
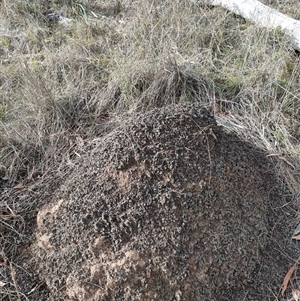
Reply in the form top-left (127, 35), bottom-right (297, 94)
top-left (13, 182), bottom-right (23, 189)
top-left (292, 235), bottom-right (300, 240)
top-left (281, 264), bottom-right (297, 296)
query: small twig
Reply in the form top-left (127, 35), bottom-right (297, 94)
top-left (266, 153), bottom-right (296, 169)
top-left (10, 263), bottom-right (21, 301)
top-left (278, 156), bottom-right (296, 170)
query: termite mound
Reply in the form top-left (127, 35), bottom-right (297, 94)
top-left (33, 103), bottom-right (296, 300)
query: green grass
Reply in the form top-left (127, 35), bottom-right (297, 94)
top-left (0, 0), bottom-right (300, 299)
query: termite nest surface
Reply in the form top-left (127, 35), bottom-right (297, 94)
top-left (33, 103), bottom-right (298, 300)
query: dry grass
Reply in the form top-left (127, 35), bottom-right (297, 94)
top-left (0, 0), bottom-right (300, 299)
top-left (1, 0), bottom-right (300, 182)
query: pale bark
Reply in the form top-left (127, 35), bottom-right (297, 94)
top-left (197, 0), bottom-right (300, 51)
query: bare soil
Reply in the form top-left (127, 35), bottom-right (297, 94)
top-left (1, 103), bottom-right (299, 300)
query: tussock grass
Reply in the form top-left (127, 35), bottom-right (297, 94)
top-left (0, 0), bottom-right (300, 299)
top-left (1, 0), bottom-right (299, 183)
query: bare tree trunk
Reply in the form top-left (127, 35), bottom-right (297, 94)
top-left (194, 0), bottom-right (300, 51)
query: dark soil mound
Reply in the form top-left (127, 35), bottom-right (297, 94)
top-left (32, 103), bottom-right (296, 300)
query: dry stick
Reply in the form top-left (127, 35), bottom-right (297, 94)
top-left (193, 0), bottom-right (300, 51)
top-left (10, 263), bottom-right (21, 301)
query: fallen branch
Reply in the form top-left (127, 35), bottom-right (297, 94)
top-left (193, 0), bottom-right (300, 51)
